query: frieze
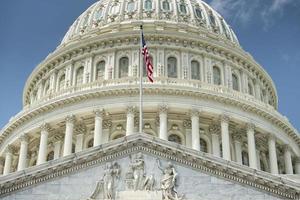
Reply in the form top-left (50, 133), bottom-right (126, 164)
top-left (0, 134), bottom-right (298, 199)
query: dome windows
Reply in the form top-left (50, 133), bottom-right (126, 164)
top-left (179, 3), bottom-right (187, 14)
top-left (232, 73), bottom-right (239, 91)
top-left (119, 57), bottom-right (129, 78)
top-left (167, 57), bottom-right (178, 78)
top-left (75, 67), bottom-right (84, 86)
top-left (195, 7), bottom-right (203, 19)
top-left (127, 1), bottom-right (136, 12)
top-left (96, 61), bottom-right (105, 80)
top-left (110, 2), bottom-right (120, 15)
top-left (94, 7), bottom-right (104, 22)
top-left (213, 66), bottom-right (221, 85)
top-left (144, 0), bottom-right (153, 11)
top-left (162, 0), bottom-right (171, 11)
top-left (191, 60), bottom-right (200, 80)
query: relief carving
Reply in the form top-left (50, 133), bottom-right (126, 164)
top-left (157, 159), bottom-right (184, 200)
top-left (89, 162), bottom-right (121, 200)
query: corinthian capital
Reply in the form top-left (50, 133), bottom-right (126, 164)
top-left (19, 134), bottom-right (29, 143)
top-left (190, 109), bottom-right (200, 118)
top-left (158, 104), bottom-right (168, 114)
top-left (66, 115), bottom-right (76, 123)
top-left (94, 109), bottom-right (104, 118)
top-left (127, 106), bottom-right (136, 115)
top-left (40, 123), bottom-right (51, 132)
top-left (220, 114), bottom-right (230, 123)
top-left (246, 123), bottom-right (255, 131)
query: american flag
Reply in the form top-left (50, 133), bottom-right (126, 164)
top-left (141, 30), bottom-right (154, 83)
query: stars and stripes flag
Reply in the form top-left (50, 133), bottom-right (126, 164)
top-left (141, 29), bottom-right (154, 83)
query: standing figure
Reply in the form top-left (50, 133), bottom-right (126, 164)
top-left (129, 153), bottom-right (145, 190)
top-left (103, 162), bottom-right (120, 199)
top-left (90, 162), bottom-right (120, 200)
top-left (157, 159), bottom-right (183, 200)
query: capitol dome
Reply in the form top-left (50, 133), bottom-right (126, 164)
top-left (0, 0), bottom-right (299, 199)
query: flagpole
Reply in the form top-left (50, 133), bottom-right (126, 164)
top-left (139, 25), bottom-right (143, 134)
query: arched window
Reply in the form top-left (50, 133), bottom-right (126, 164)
top-left (58, 74), bottom-right (65, 91)
top-left (47, 151), bottom-right (54, 161)
top-left (168, 134), bottom-right (182, 144)
top-left (96, 61), bottom-right (105, 80)
top-left (76, 67), bottom-right (84, 85)
top-left (144, 0), bottom-right (152, 11)
top-left (111, 3), bottom-right (120, 15)
top-left (82, 14), bottom-right (90, 27)
top-left (162, 0), bottom-right (170, 11)
top-left (213, 66), bottom-right (221, 85)
top-left (119, 57), bottom-right (129, 78)
top-left (209, 12), bottom-right (216, 26)
top-left (191, 60), bottom-right (200, 80)
top-left (167, 57), bottom-right (177, 78)
top-left (179, 3), bottom-right (187, 14)
top-left (248, 83), bottom-right (254, 96)
top-left (87, 139), bottom-right (94, 148)
top-left (127, 1), bottom-right (135, 12)
top-left (94, 8), bottom-right (103, 21)
top-left (195, 8), bottom-right (203, 19)
top-left (232, 74), bottom-right (239, 91)
top-left (242, 151), bottom-right (249, 166)
top-left (200, 138), bottom-right (208, 153)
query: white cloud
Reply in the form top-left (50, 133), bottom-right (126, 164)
top-left (208, 0), bottom-right (297, 29)
top-left (209, 0), bottom-right (259, 24)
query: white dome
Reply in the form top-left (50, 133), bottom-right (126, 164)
top-left (61, 0), bottom-right (239, 45)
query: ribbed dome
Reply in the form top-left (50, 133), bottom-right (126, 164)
top-left (61, 0), bottom-right (239, 45)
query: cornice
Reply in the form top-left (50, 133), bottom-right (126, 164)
top-left (1, 81), bottom-right (299, 149)
top-left (0, 134), bottom-right (298, 199)
top-left (22, 27), bottom-right (278, 108)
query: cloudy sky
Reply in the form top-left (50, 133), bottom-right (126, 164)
top-left (0, 0), bottom-right (299, 131)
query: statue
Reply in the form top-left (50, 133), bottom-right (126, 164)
top-left (125, 153), bottom-right (155, 191)
top-left (129, 153), bottom-right (145, 190)
top-left (89, 162), bottom-right (120, 200)
top-left (157, 159), bottom-right (183, 200)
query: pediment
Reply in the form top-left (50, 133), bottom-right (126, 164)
top-left (0, 134), bottom-right (299, 200)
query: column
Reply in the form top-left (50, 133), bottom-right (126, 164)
top-left (183, 119), bottom-right (192, 148)
top-left (3, 146), bottom-right (13, 175)
top-left (295, 157), bottom-right (300, 174)
top-left (94, 109), bottom-right (104, 146)
top-left (191, 110), bottom-right (200, 151)
top-left (75, 133), bottom-right (84, 153)
top-left (0, 157), bottom-right (4, 175)
top-left (17, 135), bottom-right (29, 171)
top-left (221, 115), bottom-right (231, 161)
top-left (53, 140), bottom-right (62, 160)
top-left (37, 123), bottom-right (50, 165)
top-left (63, 115), bottom-right (75, 156)
top-left (126, 106), bottom-right (135, 136)
top-left (284, 145), bottom-right (293, 174)
top-left (233, 133), bottom-right (242, 164)
top-left (246, 123), bottom-right (257, 169)
top-left (256, 150), bottom-right (261, 170)
top-left (210, 124), bottom-right (221, 157)
top-left (268, 134), bottom-right (279, 174)
top-left (159, 105), bottom-right (168, 140)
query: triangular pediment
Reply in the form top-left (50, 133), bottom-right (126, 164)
top-left (0, 134), bottom-right (299, 200)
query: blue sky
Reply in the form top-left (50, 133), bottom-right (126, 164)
top-left (0, 0), bottom-right (299, 132)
